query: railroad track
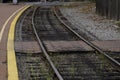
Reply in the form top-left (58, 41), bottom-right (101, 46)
top-left (15, 6), bottom-right (120, 80)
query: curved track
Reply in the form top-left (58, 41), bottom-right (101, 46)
top-left (15, 6), bottom-right (120, 80)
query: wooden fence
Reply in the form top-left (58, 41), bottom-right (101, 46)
top-left (96, 0), bottom-right (120, 20)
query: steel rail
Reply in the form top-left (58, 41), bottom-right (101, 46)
top-left (18, 10), bottom-right (29, 41)
top-left (32, 7), bottom-right (64, 80)
top-left (53, 7), bottom-right (120, 68)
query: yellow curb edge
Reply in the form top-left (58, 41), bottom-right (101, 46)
top-left (7, 5), bottom-right (31, 80)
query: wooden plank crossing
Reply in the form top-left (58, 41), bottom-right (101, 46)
top-left (44, 41), bottom-right (93, 52)
top-left (15, 41), bottom-right (41, 53)
top-left (92, 40), bottom-right (120, 52)
top-left (15, 40), bottom-right (120, 53)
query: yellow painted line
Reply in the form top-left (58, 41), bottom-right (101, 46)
top-left (0, 5), bottom-right (27, 43)
top-left (7, 5), bottom-right (31, 80)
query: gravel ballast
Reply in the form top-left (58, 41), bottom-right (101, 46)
top-left (60, 3), bottom-right (120, 40)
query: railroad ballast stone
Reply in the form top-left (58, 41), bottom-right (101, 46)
top-left (60, 3), bottom-right (120, 40)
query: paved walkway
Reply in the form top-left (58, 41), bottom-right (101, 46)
top-left (0, 3), bottom-right (25, 80)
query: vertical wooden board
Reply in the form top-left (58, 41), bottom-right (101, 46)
top-left (96, 0), bottom-right (120, 20)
